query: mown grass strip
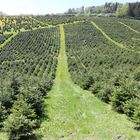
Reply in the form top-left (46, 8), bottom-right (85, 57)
top-left (91, 21), bottom-right (126, 49)
top-left (36, 24), bottom-right (140, 140)
top-left (0, 33), bottom-right (18, 49)
top-left (119, 21), bottom-right (140, 34)
top-left (91, 21), bottom-right (140, 54)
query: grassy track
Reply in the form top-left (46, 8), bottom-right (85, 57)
top-left (91, 21), bottom-right (140, 54)
top-left (0, 33), bottom-right (17, 49)
top-left (118, 21), bottom-right (140, 34)
top-left (91, 22), bottom-right (125, 49)
top-left (37, 24), bottom-right (140, 140)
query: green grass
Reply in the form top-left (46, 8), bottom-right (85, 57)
top-left (37, 25), bottom-right (140, 140)
top-left (0, 132), bottom-right (8, 140)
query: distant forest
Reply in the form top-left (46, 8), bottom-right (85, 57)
top-left (65, 2), bottom-right (140, 18)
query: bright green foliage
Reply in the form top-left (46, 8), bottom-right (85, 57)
top-left (116, 4), bottom-right (129, 17)
top-left (0, 16), bottom-right (47, 34)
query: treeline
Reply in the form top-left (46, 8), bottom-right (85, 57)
top-left (66, 2), bottom-right (140, 18)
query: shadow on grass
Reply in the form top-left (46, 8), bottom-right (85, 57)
top-left (134, 126), bottom-right (140, 131)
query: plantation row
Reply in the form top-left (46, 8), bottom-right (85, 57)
top-left (91, 17), bottom-right (140, 51)
top-left (65, 22), bottom-right (140, 128)
top-left (0, 27), bottom-right (60, 79)
top-left (0, 34), bottom-right (12, 45)
top-left (120, 18), bottom-right (140, 32)
top-left (0, 16), bottom-right (47, 34)
top-left (0, 27), bottom-right (60, 139)
top-left (35, 15), bottom-right (86, 25)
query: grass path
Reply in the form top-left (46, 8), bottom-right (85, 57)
top-left (0, 33), bottom-right (17, 49)
top-left (118, 21), bottom-right (140, 34)
top-left (91, 22), bottom-right (125, 49)
top-left (91, 21), bottom-right (140, 54)
top-left (37, 25), bottom-right (140, 140)
top-left (0, 21), bottom-right (85, 49)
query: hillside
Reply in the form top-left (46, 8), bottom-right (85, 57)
top-left (0, 16), bottom-right (140, 140)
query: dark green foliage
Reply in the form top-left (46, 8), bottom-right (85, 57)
top-left (91, 82), bottom-right (101, 95)
top-left (128, 2), bottom-right (140, 18)
top-left (0, 27), bottom-right (60, 80)
top-left (111, 81), bottom-right (139, 112)
top-left (0, 34), bottom-right (12, 45)
top-left (0, 26), bottom-right (59, 137)
top-left (133, 70), bottom-right (140, 81)
top-left (81, 75), bottom-right (94, 90)
top-left (97, 85), bottom-right (112, 103)
top-left (1, 76), bottom-right (53, 139)
top-left (10, 76), bottom-right (21, 100)
top-left (35, 15), bottom-right (85, 25)
top-left (123, 98), bottom-right (140, 117)
top-left (0, 105), bottom-right (7, 128)
top-left (66, 2), bottom-right (140, 18)
top-left (21, 87), bottom-right (44, 118)
top-left (132, 106), bottom-right (140, 128)
top-left (4, 98), bottom-right (37, 140)
top-left (65, 21), bottom-right (140, 127)
top-left (92, 17), bottom-right (140, 51)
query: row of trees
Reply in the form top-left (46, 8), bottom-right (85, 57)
top-left (65, 21), bottom-right (140, 129)
top-left (0, 75), bottom-right (52, 139)
top-left (0, 27), bottom-right (60, 79)
top-left (35, 15), bottom-right (85, 25)
top-left (0, 27), bottom-right (60, 139)
top-left (0, 17), bottom-right (47, 33)
top-left (92, 17), bottom-right (140, 51)
top-left (66, 2), bottom-right (140, 18)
